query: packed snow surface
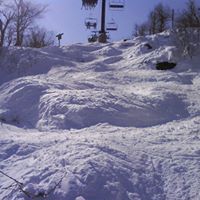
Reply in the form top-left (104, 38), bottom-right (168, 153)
top-left (0, 32), bottom-right (200, 199)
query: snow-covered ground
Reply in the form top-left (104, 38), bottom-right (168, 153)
top-left (0, 31), bottom-right (200, 200)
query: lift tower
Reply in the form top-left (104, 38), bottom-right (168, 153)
top-left (98, 0), bottom-right (107, 42)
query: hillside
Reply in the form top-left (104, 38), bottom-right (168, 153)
top-left (0, 31), bottom-right (200, 200)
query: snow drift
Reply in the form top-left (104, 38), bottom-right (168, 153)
top-left (0, 31), bottom-right (200, 200)
top-left (0, 32), bottom-right (197, 130)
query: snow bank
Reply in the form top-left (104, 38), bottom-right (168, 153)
top-left (0, 31), bottom-right (200, 200)
top-left (1, 31), bottom-right (199, 130)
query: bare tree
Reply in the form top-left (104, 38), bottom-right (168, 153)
top-left (0, 4), bottom-right (14, 47)
top-left (176, 0), bottom-right (200, 28)
top-left (24, 26), bottom-right (55, 48)
top-left (156, 3), bottom-right (171, 32)
top-left (134, 3), bottom-right (171, 37)
top-left (148, 3), bottom-right (171, 34)
top-left (173, 0), bottom-right (200, 59)
top-left (12, 0), bottom-right (46, 46)
top-left (134, 23), bottom-right (148, 37)
top-left (0, 0), bottom-right (54, 47)
top-left (148, 10), bottom-right (157, 34)
top-left (6, 25), bottom-right (15, 46)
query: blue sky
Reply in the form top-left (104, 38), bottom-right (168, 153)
top-left (32, 0), bottom-right (195, 44)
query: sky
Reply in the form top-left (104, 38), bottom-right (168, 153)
top-left (31, 0), bottom-right (197, 45)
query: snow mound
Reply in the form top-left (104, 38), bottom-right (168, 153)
top-left (0, 77), bottom-right (48, 127)
top-left (37, 88), bottom-right (189, 130)
top-left (1, 31), bottom-right (198, 130)
top-left (0, 31), bottom-right (200, 200)
top-left (0, 76), bottom-right (190, 130)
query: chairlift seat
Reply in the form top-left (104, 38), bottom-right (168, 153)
top-left (85, 22), bottom-right (97, 29)
top-left (109, 0), bottom-right (125, 9)
top-left (110, 4), bottom-right (124, 8)
top-left (85, 18), bottom-right (97, 29)
top-left (106, 22), bottom-right (118, 31)
top-left (107, 27), bottom-right (118, 31)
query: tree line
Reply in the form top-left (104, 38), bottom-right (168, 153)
top-left (134, 0), bottom-right (200, 36)
top-left (0, 0), bottom-right (54, 48)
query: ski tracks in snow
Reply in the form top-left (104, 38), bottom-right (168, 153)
top-left (1, 33), bottom-right (200, 199)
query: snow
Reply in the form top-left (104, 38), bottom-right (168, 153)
top-left (0, 31), bottom-right (200, 199)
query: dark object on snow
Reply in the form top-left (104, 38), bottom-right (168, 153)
top-left (88, 32), bottom-right (98, 42)
top-left (144, 43), bottom-right (152, 50)
top-left (156, 62), bottom-right (176, 70)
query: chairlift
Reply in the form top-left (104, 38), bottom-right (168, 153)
top-left (85, 17), bottom-right (97, 29)
top-left (109, 0), bottom-right (125, 9)
top-left (106, 20), bottom-right (118, 31)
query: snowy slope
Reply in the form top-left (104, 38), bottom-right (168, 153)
top-left (0, 31), bottom-right (200, 200)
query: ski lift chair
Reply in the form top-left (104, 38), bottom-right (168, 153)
top-left (85, 17), bottom-right (97, 29)
top-left (106, 21), bottom-right (118, 31)
top-left (109, 0), bottom-right (125, 9)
